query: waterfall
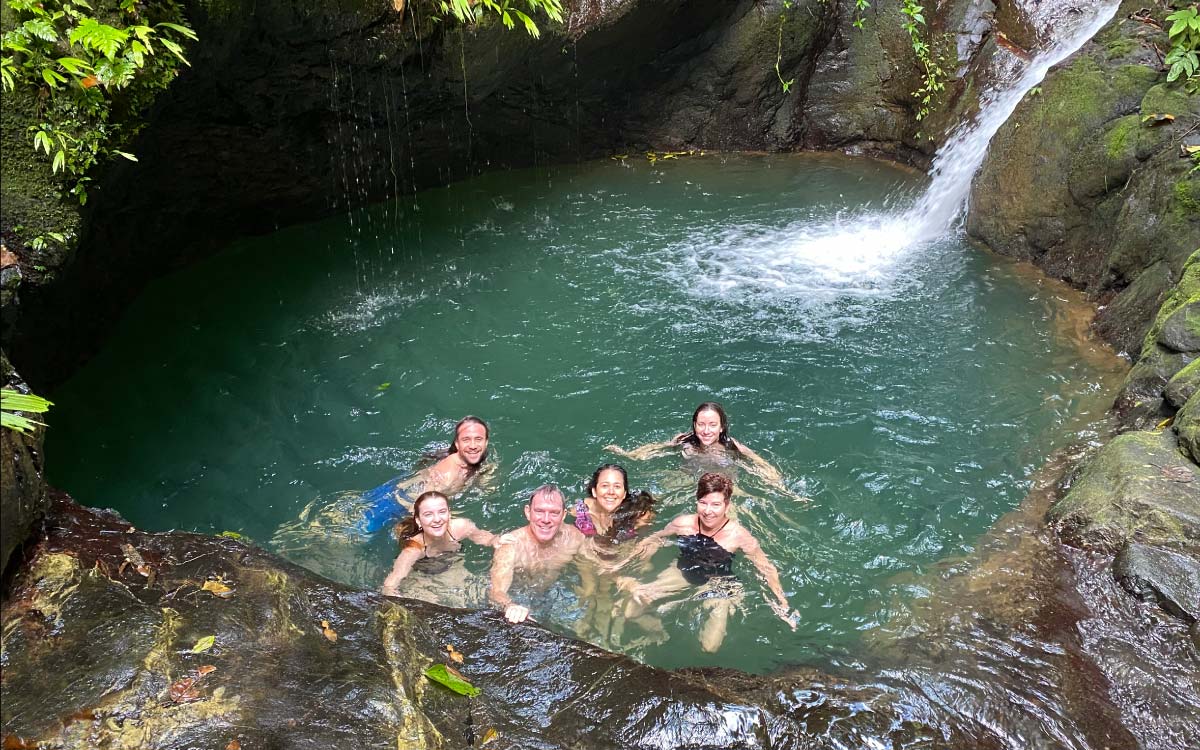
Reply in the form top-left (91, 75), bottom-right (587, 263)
top-left (904, 1), bottom-right (1121, 242)
top-left (675, 1), bottom-right (1120, 300)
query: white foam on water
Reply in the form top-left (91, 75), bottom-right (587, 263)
top-left (670, 1), bottom-right (1119, 302)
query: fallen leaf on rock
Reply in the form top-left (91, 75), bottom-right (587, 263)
top-left (1155, 416), bottom-right (1174, 430)
top-left (1142, 113), bottom-right (1175, 126)
top-left (226, 741), bottom-right (241, 750)
top-left (0, 247), bottom-right (17, 269)
top-left (320, 620), bottom-right (338, 642)
top-left (424, 663), bottom-right (480, 697)
top-left (168, 677), bottom-right (202, 703)
top-left (201, 579), bottom-right (234, 599)
top-left (3, 735), bottom-right (39, 749)
top-left (190, 635), bottom-right (216, 654)
top-left (445, 644), bottom-right (464, 664)
top-left (1161, 465), bottom-right (1194, 482)
top-left (481, 728), bottom-right (499, 745)
top-left (197, 665), bottom-right (217, 677)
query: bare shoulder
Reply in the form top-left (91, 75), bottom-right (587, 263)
top-left (727, 521), bottom-right (760, 551)
top-left (669, 513), bottom-right (697, 532)
top-left (451, 517), bottom-right (478, 534)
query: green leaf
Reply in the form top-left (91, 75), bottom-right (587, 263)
top-left (1, 389), bottom-right (54, 415)
top-left (156, 22), bottom-right (199, 41)
top-left (1, 411), bottom-right (39, 433)
top-left (52, 149), bottom-right (65, 173)
top-left (56, 57), bottom-right (93, 75)
top-left (159, 38), bottom-right (189, 65)
top-left (424, 663), bottom-right (480, 697)
top-left (23, 18), bottom-right (57, 42)
top-left (41, 67), bottom-right (66, 87)
top-left (114, 150), bottom-right (138, 161)
top-left (189, 635), bottom-right (216, 653)
top-left (33, 130), bottom-right (52, 154)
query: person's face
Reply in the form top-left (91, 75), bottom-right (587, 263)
top-left (525, 493), bottom-right (564, 543)
top-left (455, 422), bottom-right (488, 465)
top-left (590, 468), bottom-right (626, 513)
top-left (417, 496), bottom-right (451, 538)
top-left (696, 491), bottom-right (729, 528)
top-left (693, 409), bottom-right (723, 447)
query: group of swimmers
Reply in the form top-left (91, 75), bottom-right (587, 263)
top-left (368, 402), bottom-right (800, 652)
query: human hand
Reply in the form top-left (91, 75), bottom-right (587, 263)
top-left (504, 603), bottom-right (531, 623)
top-left (603, 444), bottom-right (623, 455)
top-left (770, 600), bottom-right (798, 631)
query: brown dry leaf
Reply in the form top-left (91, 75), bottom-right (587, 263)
top-left (80, 75), bottom-right (99, 89)
top-left (391, 0), bottom-right (405, 13)
top-left (480, 728), bottom-right (499, 745)
top-left (201, 579), bottom-right (234, 599)
top-left (1142, 113), bottom-right (1176, 127)
top-left (320, 620), bottom-right (338, 642)
top-left (0, 247), bottom-right (17, 269)
top-left (168, 677), bottom-right (202, 703)
top-left (1161, 465), bottom-right (1194, 482)
top-left (226, 740), bottom-right (241, 750)
top-left (445, 644), bottom-right (464, 664)
top-left (3, 735), bottom-right (40, 749)
top-left (197, 665), bottom-right (217, 677)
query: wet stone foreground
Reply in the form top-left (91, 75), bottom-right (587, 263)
top-left (3, 494), bottom-right (934, 750)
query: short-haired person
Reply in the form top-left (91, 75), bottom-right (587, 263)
top-left (359, 416), bottom-right (493, 534)
top-left (489, 484), bottom-right (587, 623)
top-left (380, 491), bottom-right (497, 603)
top-left (606, 402), bottom-right (805, 501)
top-left (618, 472), bottom-right (797, 652)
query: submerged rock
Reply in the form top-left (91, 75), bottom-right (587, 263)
top-left (1049, 430), bottom-right (1200, 553)
top-left (1113, 542), bottom-right (1200, 623)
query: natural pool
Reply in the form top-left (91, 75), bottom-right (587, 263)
top-left (48, 154), bottom-right (1126, 674)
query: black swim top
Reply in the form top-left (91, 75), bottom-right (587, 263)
top-left (411, 527), bottom-right (461, 575)
top-left (676, 518), bottom-right (735, 585)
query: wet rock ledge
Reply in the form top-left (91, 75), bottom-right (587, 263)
top-left (2, 494), bottom-right (952, 750)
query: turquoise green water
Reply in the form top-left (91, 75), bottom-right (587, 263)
top-left (47, 154), bottom-right (1124, 673)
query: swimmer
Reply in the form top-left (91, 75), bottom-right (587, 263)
top-left (617, 472), bottom-right (797, 653)
top-left (380, 490), bottom-right (498, 598)
top-left (359, 415), bottom-right (492, 534)
top-left (606, 401), bottom-right (806, 501)
top-left (489, 485), bottom-right (588, 624)
top-left (571, 464), bottom-right (656, 644)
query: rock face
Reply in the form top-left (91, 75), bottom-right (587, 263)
top-left (0, 350), bottom-right (48, 577)
top-left (1113, 542), bottom-right (1200, 623)
top-left (1049, 429), bottom-right (1200, 553)
top-left (967, 1), bottom-right (1200, 358)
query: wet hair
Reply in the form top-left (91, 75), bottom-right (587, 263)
top-left (586, 463), bottom-right (656, 545)
top-left (696, 472), bottom-right (734, 502)
top-left (395, 490), bottom-right (449, 540)
top-left (529, 484), bottom-right (565, 507)
top-left (676, 402), bottom-right (740, 453)
top-left (426, 415), bottom-right (490, 476)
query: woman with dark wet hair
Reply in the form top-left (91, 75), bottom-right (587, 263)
top-left (358, 416), bottom-right (493, 534)
top-left (571, 463), bottom-right (656, 645)
top-left (380, 490), bottom-right (497, 604)
top-left (605, 402), bottom-right (801, 499)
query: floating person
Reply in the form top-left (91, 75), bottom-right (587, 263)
top-left (380, 490), bottom-right (498, 605)
top-left (358, 415), bottom-right (492, 534)
top-left (570, 463), bottom-right (656, 644)
top-left (605, 401), bottom-right (806, 501)
top-left (489, 484), bottom-right (588, 624)
top-left (617, 472), bottom-right (797, 653)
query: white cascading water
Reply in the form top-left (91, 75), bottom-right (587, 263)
top-left (680, 1), bottom-right (1119, 299)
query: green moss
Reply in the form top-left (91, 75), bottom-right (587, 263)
top-left (1176, 178), bottom-right (1200, 217)
top-left (1104, 115), bottom-right (1140, 160)
top-left (1141, 250), bottom-right (1200, 357)
top-left (1105, 37), bottom-right (1137, 60)
top-left (1141, 84), bottom-right (1197, 118)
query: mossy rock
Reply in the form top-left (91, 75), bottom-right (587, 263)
top-left (1159, 300), bottom-right (1200, 352)
top-left (1140, 83), bottom-right (1200, 121)
top-left (1176, 390), bottom-right (1200, 464)
top-left (1139, 250), bottom-right (1200, 359)
top-left (1166, 358), bottom-right (1200, 409)
top-left (1048, 430), bottom-right (1200, 553)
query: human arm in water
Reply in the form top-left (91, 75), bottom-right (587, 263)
top-left (604, 438), bottom-right (679, 461)
top-left (453, 517), bottom-right (498, 547)
top-left (488, 535), bottom-right (530, 623)
top-left (612, 514), bottom-right (689, 571)
top-left (734, 527), bottom-right (797, 629)
top-left (380, 541), bottom-right (424, 596)
top-left (729, 438), bottom-right (811, 502)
